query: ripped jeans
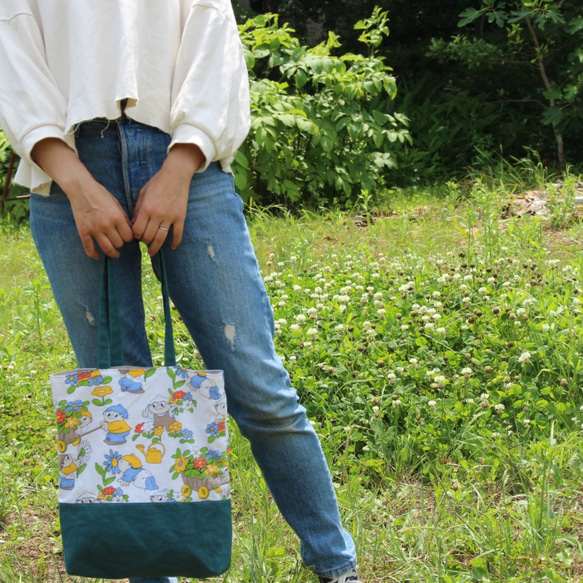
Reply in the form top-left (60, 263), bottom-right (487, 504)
top-left (29, 118), bottom-right (356, 581)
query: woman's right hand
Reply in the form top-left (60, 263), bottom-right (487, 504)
top-left (31, 138), bottom-right (133, 259)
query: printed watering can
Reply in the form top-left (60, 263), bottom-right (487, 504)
top-left (136, 442), bottom-right (166, 464)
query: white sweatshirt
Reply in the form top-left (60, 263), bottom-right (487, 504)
top-left (0, 0), bottom-right (251, 195)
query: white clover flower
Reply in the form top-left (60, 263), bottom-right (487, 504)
top-left (434, 375), bottom-right (446, 385)
top-left (463, 275), bottom-right (473, 282)
top-left (362, 321), bottom-right (372, 330)
top-left (293, 285), bottom-right (303, 292)
top-left (462, 296), bottom-right (471, 304)
top-left (461, 367), bottom-right (473, 376)
top-left (289, 355), bottom-right (297, 362)
top-left (436, 327), bottom-right (446, 335)
top-left (478, 287), bottom-right (488, 294)
top-left (432, 313), bottom-right (442, 320)
top-left (518, 351), bottom-right (531, 364)
top-left (374, 292), bottom-right (383, 299)
top-left (424, 323), bottom-right (435, 331)
top-left (307, 328), bottom-right (318, 337)
top-left (278, 300), bottom-right (287, 307)
top-left (428, 400), bottom-right (437, 408)
top-left (391, 399), bottom-right (402, 407)
top-left (409, 358), bottom-right (418, 365)
top-left (303, 341), bottom-right (312, 348)
top-left (401, 324), bottom-right (409, 331)
top-left (480, 393), bottom-right (490, 401)
top-left (296, 314), bottom-right (307, 323)
top-left (334, 324), bottom-right (345, 332)
top-left (523, 419), bottom-right (531, 426)
top-left (387, 372), bottom-right (397, 380)
top-left (307, 307), bottom-right (318, 318)
top-left (290, 324), bottom-right (301, 332)
top-left (432, 291), bottom-right (441, 298)
top-left (290, 255), bottom-right (297, 263)
top-left (487, 277), bottom-right (496, 284)
top-left (495, 403), bottom-right (505, 413)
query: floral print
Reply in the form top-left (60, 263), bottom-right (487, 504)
top-left (52, 367), bottom-right (229, 504)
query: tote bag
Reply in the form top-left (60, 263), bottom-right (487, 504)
top-left (50, 255), bottom-right (231, 579)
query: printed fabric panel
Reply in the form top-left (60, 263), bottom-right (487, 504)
top-left (51, 367), bottom-right (229, 505)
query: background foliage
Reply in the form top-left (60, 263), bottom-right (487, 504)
top-left (2, 1), bottom-right (583, 216)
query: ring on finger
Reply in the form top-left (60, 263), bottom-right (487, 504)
top-left (158, 226), bottom-right (169, 232)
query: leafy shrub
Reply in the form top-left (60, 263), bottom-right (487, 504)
top-left (0, 130), bottom-right (29, 223)
top-left (234, 9), bottom-right (411, 209)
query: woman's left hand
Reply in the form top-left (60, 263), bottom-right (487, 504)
top-left (132, 144), bottom-right (205, 256)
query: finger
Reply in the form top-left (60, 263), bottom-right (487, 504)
top-left (81, 235), bottom-right (100, 260)
top-left (171, 221), bottom-right (183, 250)
top-left (95, 233), bottom-right (121, 258)
top-left (147, 227), bottom-right (170, 256)
top-left (116, 218), bottom-right (134, 243)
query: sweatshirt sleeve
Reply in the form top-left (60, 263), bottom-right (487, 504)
top-left (170, 0), bottom-right (250, 173)
top-left (0, 3), bottom-right (74, 194)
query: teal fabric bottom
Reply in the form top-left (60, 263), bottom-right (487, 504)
top-left (59, 500), bottom-right (232, 578)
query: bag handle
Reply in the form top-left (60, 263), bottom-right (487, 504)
top-left (97, 253), bottom-right (177, 368)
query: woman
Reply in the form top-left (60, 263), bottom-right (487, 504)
top-left (0, 1), bottom-right (361, 582)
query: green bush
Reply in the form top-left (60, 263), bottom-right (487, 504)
top-left (0, 130), bottom-right (29, 223)
top-left (235, 8), bottom-right (411, 209)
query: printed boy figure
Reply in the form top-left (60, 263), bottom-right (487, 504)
top-left (101, 404), bottom-right (131, 445)
top-left (142, 395), bottom-right (176, 431)
top-left (190, 372), bottom-right (222, 400)
top-left (118, 454), bottom-right (159, 491)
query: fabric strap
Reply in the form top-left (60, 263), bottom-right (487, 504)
top-left (97, 253), bottom-right (177, 368)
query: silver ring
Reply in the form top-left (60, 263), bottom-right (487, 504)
top-left (158, 226), bottom-right (169, 232)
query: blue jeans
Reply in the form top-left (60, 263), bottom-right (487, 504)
top-left (30, 118), bottom-right (356, 581)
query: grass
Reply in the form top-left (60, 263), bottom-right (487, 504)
top-left (2, 178), bottom-right (583, 582)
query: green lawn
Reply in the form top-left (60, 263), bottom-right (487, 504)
top-left (1, 183), bottom-right (583, 582)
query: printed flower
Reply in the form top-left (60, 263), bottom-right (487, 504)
top-left (168, 421), bottom-right (183, 434)
top-left (181, 484), bottom-right (192, 498)
top-left (65, 417), bottom-right (79, 429)
top-left (56, 411), bottom-right (67, 424)
top-left (153, 426), bottom-right (164, 436)
top-left (172, 390), bottom-right (187, 400)
top-left (65, 374), bottom-right (77, 386)
top-left (88, 375), bottom-right (104, 387)
top-left (104, 450), bottom-right (123, 475)
top-left (92, 385), bottom-right (113, 398)
top-left (181, 429), bottom-right (193, 440)
top-left (176, 368), bottom-right (189, 379)
top-left (173, 456), bottom-right (189, 474)
top-left (182, 392), bottom-right (193, 402)
top-left (206, 449), bottom-right (222, 461)
top-left (205, 464), bottom-right (220, 477)
top-left (77, 371), bottom-right (92, 381)
top-left (112, 488), bottom-right (125, 502)
top-left (193, 456), bottom-right (208, 469)
top-left (206, 422), bottom-right (220, 437)
top-left (65, 400), bottom-right (85, 413)
top-left (134, 422), bottom-right (145, 434)
top-left (217, 421), bottom-right (226, 433)
top-left (98, 486), bottom-right (116, 500)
